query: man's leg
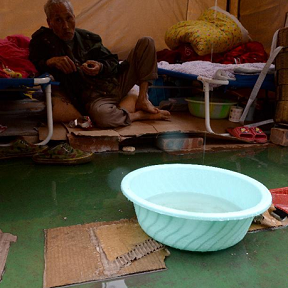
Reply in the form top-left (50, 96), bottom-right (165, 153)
top-left (119, 84), bottom-right (170, 122)
top-left (52, 86), bottom-right (82, 123)
top-left (118, 37), bottom-right (170, 120)
top-left (118, 37), bottom-right (158, 97)
top-left (86, 88), bottom-right (169, 128)
top-left (87, 37), bottom-right (170, 128)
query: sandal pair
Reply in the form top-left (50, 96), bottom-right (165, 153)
top-left (0, 138), bottom-right (93, 164)
top-left (32, 143), bottom-right (94, 165)
top-left (227, 126), bottom-right (267, 143)
top-left (0, 138), bottom-right (48, 159)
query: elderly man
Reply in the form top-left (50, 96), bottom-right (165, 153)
top-left (29, 0), bottom-right (170, 128)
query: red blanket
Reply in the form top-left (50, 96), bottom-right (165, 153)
top-left (0, 35), bottom-right (38, 78)
top-left (157, 41), bottom-right (268, 64)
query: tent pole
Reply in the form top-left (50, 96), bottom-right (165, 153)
top-left (226, 0), bottom-right (231, 12)
top-left (237, 0), bottom-right (241, 19)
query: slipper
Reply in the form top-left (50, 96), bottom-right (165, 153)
top-left (250, 127), bottom-right (268, 143)
top-left (0, 125), bottom-right (7, 133)
top-left (32, 143), bottom-right (94, 165)
top-left (0, 138), bottom-right (48, 159)
top-left (227, 126), bottom-right (254, 142)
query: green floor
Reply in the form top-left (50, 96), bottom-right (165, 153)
top-left (1, 145), bottom-right (288, 288)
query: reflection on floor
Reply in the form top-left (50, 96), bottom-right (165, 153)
top-left (1, 145), bottom-right (288, 288)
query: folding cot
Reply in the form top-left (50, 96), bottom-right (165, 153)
top-left (157, 46), bottom-right (282, 135)
top-left (0, 76), bottom-right (53, 145)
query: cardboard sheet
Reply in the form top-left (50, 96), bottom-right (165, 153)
top-left (249, 209), bottom-right (288, 232)
top-left (115, 122), bottom-right (158, 137)
top-left (37, 111), bottom-right (268, 154)
top-left (0, 230), bottom-right (17, 282)
top-left (43, 219), bottom-right (170, 288)
top-left (67, 133), bottom-right (120, 152)
top-left (38, 123), bottom-right (67, 141)
top-left (39, 112), bottom-right (240, 142)
top-left (249, 189), bottom-right (288, 232)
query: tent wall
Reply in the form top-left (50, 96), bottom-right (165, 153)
top-left (0, 0), bottom-right (288, 57)
top-left (75, 0), bottom-right (188, 59)
top-left (239, 0), bottom-right (288, 53)
top-left (0, 0), bottom-right (188, 59)
top-left (187, 0), bottom-right (229, 20)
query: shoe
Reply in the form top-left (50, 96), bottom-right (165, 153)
top-left (32, 143), bottom-right (94, 165)
top-left (227, 126), bottom-right (254, 142)
top-left (0, 138), bottom-right (48, 159)
top-left (250, 127), bottom-right (268, 143)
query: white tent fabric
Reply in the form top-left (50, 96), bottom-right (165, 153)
top-left (75, 0), bottom-right (188, 59)
top-left (1, 0), bottom-right (288, 57)
top-left (0, 0), bottom-right (188, 59)
top-left (238, 0), bottom-right (288, 53)
top-left (187, 0), bottom-right (229, 20)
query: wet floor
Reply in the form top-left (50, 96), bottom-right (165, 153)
top-left (1, 145), bottom-right (288, 288)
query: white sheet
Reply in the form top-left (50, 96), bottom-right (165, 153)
top-left (157, 61), bottom-right (275, 81)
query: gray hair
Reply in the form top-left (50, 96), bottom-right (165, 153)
top-left (44, 0), bottom-right (74, 19)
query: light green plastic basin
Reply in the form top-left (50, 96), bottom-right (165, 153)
top-left (185, 97), bottom-right (237, 119)
top-left (121, 164), bottom-right (272, 252)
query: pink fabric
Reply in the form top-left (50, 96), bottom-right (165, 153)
top-left (0, 34), bottom-right (38, 78)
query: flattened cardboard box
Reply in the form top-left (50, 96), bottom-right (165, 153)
top-left (38, 123), bottom-right (68, 141)
top-left (43, 219), bottom-right (170, 288)
top-left (0, 230), bottom-right (17, 281)
top-left (39, 112), bottom-right (239, 142)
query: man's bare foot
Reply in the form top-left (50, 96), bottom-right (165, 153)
top-left (129, 109), bottom-right (170, 122)
top-left (135, 98), bottom-right (159, 114)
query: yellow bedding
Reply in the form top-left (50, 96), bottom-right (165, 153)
top-left (165, 6), bottom-right (250, 56)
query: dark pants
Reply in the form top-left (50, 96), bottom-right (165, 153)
top-left (85, 37), bottom-right (158, 128)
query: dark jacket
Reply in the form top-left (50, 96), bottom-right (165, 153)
top-left (29, 27), bottom-right (122, 110)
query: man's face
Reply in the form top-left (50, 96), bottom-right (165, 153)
top-left (47, 3), bottom-right (75, 41)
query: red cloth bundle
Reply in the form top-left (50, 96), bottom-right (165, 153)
top-left (157, 41), bottom-right (268, 65)
top-left (0, 34), bottom-right (38, 78)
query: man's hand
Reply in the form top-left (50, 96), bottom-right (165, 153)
top-left (46, 56), bottom-right (77, 74)
top-left (81, 60), bottom-right (103, 76)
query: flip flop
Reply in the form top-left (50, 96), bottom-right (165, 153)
top-left (0, 138), bottom-right (48, 159)
top-left (250, 127), bottom-right (268, 143)
top-left (227, 126), bottom-right (254, 142)
top-left (32, 143), bottom-right (94, 165)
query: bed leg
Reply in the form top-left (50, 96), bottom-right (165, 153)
top-left (36, 83), bottom-right (53, 145)
top-left (203, 81), bottom-right (214, 134)
top-left (29, 77), bottom-right (54, 145)
top-left (198, 76), bottom-right (230, 136)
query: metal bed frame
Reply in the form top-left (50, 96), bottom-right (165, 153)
top-left (0, 76), bottom-right (53, 145)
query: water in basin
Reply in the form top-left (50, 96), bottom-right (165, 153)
top-left (147, 192), bottom-right (242, 213)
